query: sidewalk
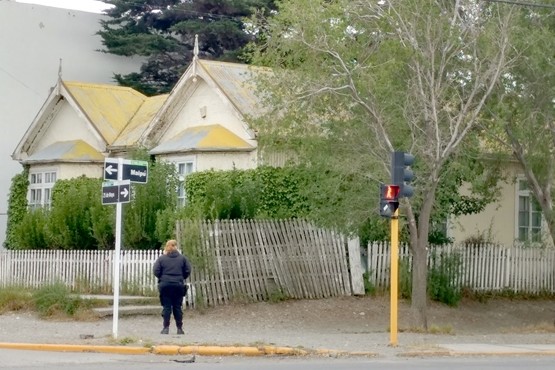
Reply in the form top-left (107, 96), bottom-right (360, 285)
top-left (0, 295), bottom-right (554, 358)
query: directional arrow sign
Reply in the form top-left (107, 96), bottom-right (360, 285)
top-left (104, 158), bottom-right (148, 183)
top-left (102, 181), bottom-right (131, 205)
top-left (104, 158), bottom-right (119, 181)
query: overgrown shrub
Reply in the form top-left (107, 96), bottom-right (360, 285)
top-left (4, 169), bottom-right (29, 249)
top-left (32, 283), bottom-right (84, 318)
top-left (428, 249), bottom-right (462, 306)
top-left (399, 257), bottom-right (412, 299)
top-left (124, 160), bottom-right (179, 250)
top-left (14, 208), bottom-right (50, 249)
top-left (49, 176), bottom-right (110, 249)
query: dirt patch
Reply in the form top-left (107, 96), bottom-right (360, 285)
top-left (195, 294), bottom-right (555, 336)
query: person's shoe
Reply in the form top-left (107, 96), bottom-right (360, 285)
top-left (160, 327), bottom-right (169, 334)
top-left (177, 328), bottom-right (184, 335)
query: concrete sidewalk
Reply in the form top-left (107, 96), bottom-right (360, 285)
top-left (1, 295), bottom-right (555, 359)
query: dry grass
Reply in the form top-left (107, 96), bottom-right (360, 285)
top-left (502, 322), bottom-right (555, 334)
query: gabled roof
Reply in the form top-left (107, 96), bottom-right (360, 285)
top-left (141, 57), bottom-right (271, 144)
top-left (24, 140), bottom-right (105, 164)
top-left (198, 60), bottom-right (269, 118)
top-left (12, 80), bottom-right (167, 162)
top-left (149, 124), bottom-right (254, 155)
top-left (64, 81), bottom-right (147, 143)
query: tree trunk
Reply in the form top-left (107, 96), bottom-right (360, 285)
top-left (410, 243), bottom-right (428, 330)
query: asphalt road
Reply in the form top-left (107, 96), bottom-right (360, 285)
top-left (1, 350), bottom-right (555, 370)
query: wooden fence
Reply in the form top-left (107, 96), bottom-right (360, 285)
top-left (0, 219), bottom-right (361, 306)
top-left (367, 242), bottom-right (555, 294)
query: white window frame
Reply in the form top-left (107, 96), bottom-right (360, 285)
top-left (515, 178), bottom-right (543, 243)
top-left (176, 159), bottom-right (196, 207)
top-left (28, 169), bottom-right (57, 210)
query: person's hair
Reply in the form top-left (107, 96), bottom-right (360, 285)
top-left (164, 239), bottom-right (178, 254)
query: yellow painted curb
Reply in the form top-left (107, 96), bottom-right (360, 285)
top-left (0, 342), bottom-right (150, 355)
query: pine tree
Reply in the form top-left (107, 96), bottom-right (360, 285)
top-left (99, 0), bottom-right (275, 95)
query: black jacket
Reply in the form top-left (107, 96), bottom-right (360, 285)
top-left (153, 251), bottom-right (191, 284)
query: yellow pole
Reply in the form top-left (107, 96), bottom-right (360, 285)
top-left (390, 208), bottom-right (399, 346)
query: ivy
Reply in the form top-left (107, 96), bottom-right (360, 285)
top-left (4, 168), bottom-right (29, 249)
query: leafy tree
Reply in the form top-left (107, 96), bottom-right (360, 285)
top-left (483, 5), bottom-right (555, 246)
top-left (248, 0), bottom-right (515, 328)
top-left (99, 0), bottom-right (276, 95)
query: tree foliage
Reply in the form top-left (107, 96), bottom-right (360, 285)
top-left (483, 5), bottom-right (555, 246)
top-left (248, 0), bottom-right (515, 328)
top-left (99, 0), bottom-right (276, 95)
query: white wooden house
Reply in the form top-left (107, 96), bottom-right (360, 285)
top-left (12, 42), bottom-right (267, 209)
top-left (11, 41), bottom-right (548, 247)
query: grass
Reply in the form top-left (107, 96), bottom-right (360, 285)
top-left (0, 286), bottom-right (33, 313)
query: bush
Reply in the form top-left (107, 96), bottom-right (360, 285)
top-left (14, 208), bottom-right (50, 249)
top-left (32, 283), bottom-right (83, 318)
top-left (428, 250), bottom-right (462, 306)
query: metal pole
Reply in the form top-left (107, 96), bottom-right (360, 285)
top-left (389, 208), bottom-right (399, 346)
top-left (112, 157), bottom-right (123, 339)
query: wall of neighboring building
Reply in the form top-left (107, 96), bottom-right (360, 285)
top-left (448, 162), bottom-right (525, 247)
top-left (0, 1), bottom-right (142, 248)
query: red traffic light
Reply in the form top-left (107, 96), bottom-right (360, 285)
top-left (381, 184), bottom-right (400, 201)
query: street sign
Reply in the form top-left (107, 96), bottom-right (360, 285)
top-left (102, 181), bottom-right (131, 204)
top-left (104, 158), bottom-right (148, 183)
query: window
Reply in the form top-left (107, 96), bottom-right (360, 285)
top-left (28, 170), bottom-right (57, 209)
top-left (517, 179), bottom-right (542, 242)
top-left (177, 161), bottom-right (194, 207)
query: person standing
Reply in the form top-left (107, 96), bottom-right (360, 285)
top-left (153, 239), bottom-right (191, 334)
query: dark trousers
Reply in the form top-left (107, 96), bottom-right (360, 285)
top-left (158, 282), bottom-right (184, 328)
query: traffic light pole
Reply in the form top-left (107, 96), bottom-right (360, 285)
top-left (390, 208), bottom-right (399, 346)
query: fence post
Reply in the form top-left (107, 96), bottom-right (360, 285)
top-left (347, 237), bottom-right (365, 295)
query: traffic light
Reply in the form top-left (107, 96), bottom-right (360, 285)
top-left (391, 151), bottom-right (415, 198)
top-left (379, 184), bottom-right (400, 218)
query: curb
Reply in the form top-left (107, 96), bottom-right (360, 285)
top-left (0, 342), bottom-right (376, 357)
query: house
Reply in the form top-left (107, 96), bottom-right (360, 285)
top-left (11, 39), bottom-right (547, 247)
top-left (12, 41), bottom-right (267, 209)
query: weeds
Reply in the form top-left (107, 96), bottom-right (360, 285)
top-left (0, 287), bottom-right (33, 313)
top-left (32, 283), bottom-right (91, 318)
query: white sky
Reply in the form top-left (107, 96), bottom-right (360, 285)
top-left (17, 0), bottom-right (113, 13)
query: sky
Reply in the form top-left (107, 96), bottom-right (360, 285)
top-left (17, 0), bottom-right (113, 13)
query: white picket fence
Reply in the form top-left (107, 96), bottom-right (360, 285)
top-left (0, 220), bottom-right (363, 307)
top-left (367, 243), bottom-right (555, 294)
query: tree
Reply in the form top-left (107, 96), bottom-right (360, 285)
top-left (249, 0), bottom-right (515, 328)
top-left (483, 5), bottom-right (555, 246)
top-left (99, 0), bottom-right (276, 95)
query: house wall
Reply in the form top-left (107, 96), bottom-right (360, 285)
top-left (161, 80), bottom-right (256, 147)
top-left (159, 151), bottom-right (257, 172)
top-left (446, 162), bottom-right (548, 247)
top-left (449, 178), bottom-right (516, 246)
top-left (36, 102), bottom-right (105, 153)
top-left (30, 163), bottom-right (102, 180)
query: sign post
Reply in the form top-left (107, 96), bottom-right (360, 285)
top-left (103, 158), bottom-right (148, 339)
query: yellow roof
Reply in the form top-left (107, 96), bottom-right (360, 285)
top-left (25, 140), bottom-right (104, 163)
top-left (64, 81), bottom-right (167, 146)
top-left (149, 124), bottom-right (253, 154)
top-left (112, 94), bottom-right (168, 147)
